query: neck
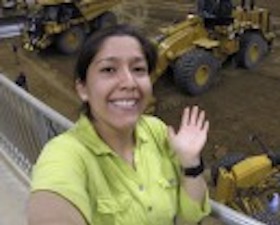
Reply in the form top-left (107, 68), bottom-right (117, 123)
top-left (93, 121), bottom-right (135, 165)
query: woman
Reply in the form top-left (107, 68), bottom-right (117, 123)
top-left (27, 24), bottom-right (211, 225)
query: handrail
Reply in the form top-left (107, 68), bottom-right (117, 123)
top-left (210, 200), bottom-right (265, 225)
top-left (0, 73), bottom-right (73, 128)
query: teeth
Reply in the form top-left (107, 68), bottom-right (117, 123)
top-left (112, 100), bottom-right (136, 107)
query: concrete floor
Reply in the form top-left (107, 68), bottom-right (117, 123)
top-left (0, 141), bottom-right (29, 225)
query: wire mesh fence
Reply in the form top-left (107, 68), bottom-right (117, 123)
top-left (0, 73), bottom-right (73, 176)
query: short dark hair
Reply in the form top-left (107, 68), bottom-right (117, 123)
top-left (75, 24), bottom-right (158, 82)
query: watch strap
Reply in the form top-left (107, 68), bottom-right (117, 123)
top-left (181, 157), bottom-right (204, 177)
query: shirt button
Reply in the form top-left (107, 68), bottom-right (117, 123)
top-left (139, 185), bottom-right (145, 191)
top-left (148, 206), bottom-right (153, 212)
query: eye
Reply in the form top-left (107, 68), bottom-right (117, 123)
top-left (100, 67), bottom-right (116, 74)
top-left (133, 66), bottom-right (148, 75)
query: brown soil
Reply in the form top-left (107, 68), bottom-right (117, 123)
top-left (1, 1), bottom-right (280, 224)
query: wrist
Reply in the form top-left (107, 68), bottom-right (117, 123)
top-left (181, 157), bottom-right (204, 177)
top-left (180, 157), bottom-right (201, 168)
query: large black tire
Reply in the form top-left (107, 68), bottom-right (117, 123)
top-left (94, 11), bottom-right (117, 30)
top-left (173, 49), bottom-right (219, 95)
top-left (211, 153), bottom-right (247, 186)
top-left (56, 26), bottom-right (85, 55)
top-left (236, 32), bottom-right (268, 69)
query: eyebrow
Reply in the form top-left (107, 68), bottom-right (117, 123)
top-left (94, 56), bottom-right (147, 65)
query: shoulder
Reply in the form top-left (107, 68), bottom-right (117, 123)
top-left (31, 131), bottom-right (89, 192)
top-left (139, 115), bottom-right (167, 131)
top-left (33, 130), bottom-right (90, 179)
top-left (38, 131), bottom-right (86, 161)
top-left (138, 115), bottom-right (168, 146)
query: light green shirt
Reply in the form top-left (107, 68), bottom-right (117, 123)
top-left (31, 115), bottom-right (210, 225)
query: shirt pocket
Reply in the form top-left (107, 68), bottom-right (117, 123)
top-left (158, 177), bottom-right (178, 189)
top-left (157, 177), bottom-right (178, 220)
top-left (96, 195), bottom-right (132, 225)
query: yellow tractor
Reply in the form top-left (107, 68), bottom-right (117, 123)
top-left (22, 0), bottom-right (120, 54)
top-left (150, 0), bottom-right (275, 95)
top-left (211, 135), bottom-right (280, 224)
top-left (0, 0), bottom-right (31, 14)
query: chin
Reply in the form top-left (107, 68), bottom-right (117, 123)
top-left (113, 116), bottom-right (139, 130)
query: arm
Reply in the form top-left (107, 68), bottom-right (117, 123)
top-left (180, 173), bottom-right (208, 204)
top-left (168, 105), bottom-right (209, 205)
top-left (28, 134), bottom-right (93, 225)
top-left (28, 191), bottom-right (87, 225)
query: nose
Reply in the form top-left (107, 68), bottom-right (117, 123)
top-left (119, 67), bottom-right (137, 89)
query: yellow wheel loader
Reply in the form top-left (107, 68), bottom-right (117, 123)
top-left (150, 0), bottom-right (275, 95)
top-left (22, 0), bottom-right (120, 54)
top-left (0, 0), bottom-right (31, 16)
top-left (211, 135), bottom-right (280, 224)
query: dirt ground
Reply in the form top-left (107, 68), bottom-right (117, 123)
top-left (1, 1), bottom-right (280, 223)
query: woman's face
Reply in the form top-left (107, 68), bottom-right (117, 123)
top-left (76, 36), bottom-right (152, 131)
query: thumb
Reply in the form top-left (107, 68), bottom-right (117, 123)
top-left (167, 126), bottom-right (175, 141)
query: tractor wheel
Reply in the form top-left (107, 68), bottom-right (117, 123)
top-left (173, 49), bottom-right (219, 95)
top-left (211, 153), bottom-right (247, 186)
top-left (236, 32), bottom-right (268, 69)
top-left (56, 26), bottom-right (85, 55)
top-left (95, 12), bottom-right (117, 30)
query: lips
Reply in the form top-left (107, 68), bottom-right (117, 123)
top-left (109, 99), bottom-right (138, 109)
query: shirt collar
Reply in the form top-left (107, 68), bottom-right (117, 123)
top-left (69, 115), bottom-right (148, 156)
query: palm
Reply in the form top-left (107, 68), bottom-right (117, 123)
top-left (168, 106), bottom-right (209, 164)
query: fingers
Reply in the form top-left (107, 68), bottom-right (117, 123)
top-left (196, 108), bottom-right (205, 128)
top-left (202, 120), bottom-right (210, 133)
top-left (181, 105), bottom-right (208, 130)
top-left (181, 107), bottom-right (190, 127)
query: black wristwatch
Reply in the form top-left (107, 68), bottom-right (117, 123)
top-left (181, 157), bottom-right (204, 177)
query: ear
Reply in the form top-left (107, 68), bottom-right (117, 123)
top-left (75, 80), bottom-right (88, 102)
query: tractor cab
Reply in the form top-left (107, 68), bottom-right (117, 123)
top-left (197, 0), bottom-right (234, 28)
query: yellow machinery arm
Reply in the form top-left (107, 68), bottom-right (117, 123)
top-left (215, 154), bottom-right (273, 204)
top-left (75, 0), bottom-right (120, 21)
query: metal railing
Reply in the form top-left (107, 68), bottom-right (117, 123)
top-left (0, 72), bottom-right (264, 225)
top-left (0, 73), bottom-right (73, 176)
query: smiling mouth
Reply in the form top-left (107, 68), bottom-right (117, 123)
top-left (110, 99), bottom-right (138, 109)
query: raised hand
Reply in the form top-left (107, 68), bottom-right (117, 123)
top-left (168, 106), bottom-right (209, 167)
